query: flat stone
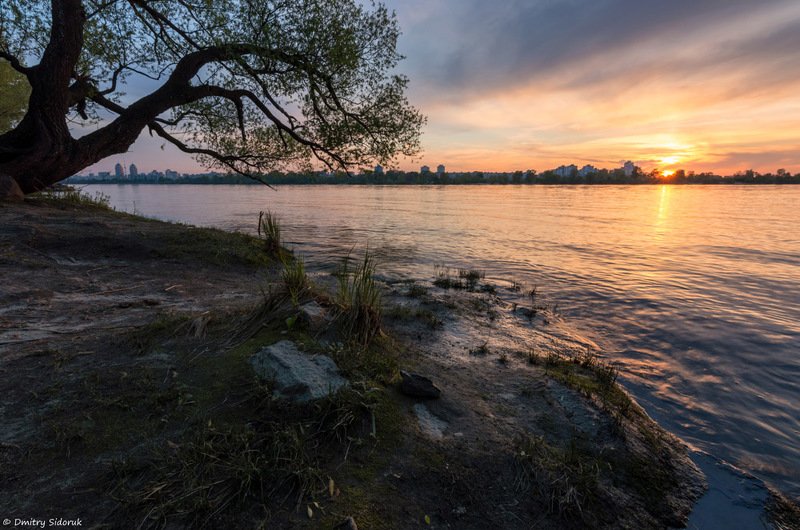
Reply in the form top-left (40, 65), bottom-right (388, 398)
top-left (413, 403), bottom-right (448, 440)
top-left (250, 340), bottom-right (349, 403)
top-left (400, 370), bottom-right (441, 399)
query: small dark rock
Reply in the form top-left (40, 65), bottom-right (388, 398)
top-left (333, 516), bottom-right (358, 530)
top-left (400, 370), bottom-right (441, 399)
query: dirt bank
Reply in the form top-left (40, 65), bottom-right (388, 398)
top-left (0, 196), bottom-right (728, 529)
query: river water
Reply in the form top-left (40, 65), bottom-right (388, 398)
top-left (86, 184), bottom-right (800, 499)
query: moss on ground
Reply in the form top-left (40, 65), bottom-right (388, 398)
top-left (148, 225), bottom-right (271, 268)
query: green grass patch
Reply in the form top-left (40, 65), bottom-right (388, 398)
top-left (32, 186), bottom-right (112, 210)
top-left (155, 225), bottom-right (270, 268)
top-left (541, 351), bottom-right (634, 418)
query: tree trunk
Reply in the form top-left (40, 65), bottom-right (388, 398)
top-left (0, 0), bottom-right (100, 194)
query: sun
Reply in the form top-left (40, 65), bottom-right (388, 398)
top-left (661, 169), bottom-right (676, 177)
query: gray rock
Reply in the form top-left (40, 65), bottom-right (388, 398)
top-left (413, 403), bottom-right (448, 440)
top-left (250, 340), bottom-right (349, 403)
top-left (400, 370), bottom-right (441, 399)
top-left (0, 174), bottom-right (24, 201)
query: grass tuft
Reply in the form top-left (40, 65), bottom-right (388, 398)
top-left (433, 265), bottom-right (486, 292)
top-left (281, 255), bottom-right (308, 307)
top-left (258, 210), bottom-right (282, 256)
top-left (405, 283), bottom-right (428, 298)
top-left (335, 251), bottom-right (383, 346)
top-left (458, 268), bottom-right (484, 291)
top-left (469, 341), bottom-right (490, 356)
top-left (433, 265), bottom-right (462, 290)
top-left (514, 434), bottom-right (603, 525)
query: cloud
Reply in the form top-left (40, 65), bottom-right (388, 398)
top-left (84, 0), bottom-right (800, 174)
top-left (393, 0), bottom-right (800, 101)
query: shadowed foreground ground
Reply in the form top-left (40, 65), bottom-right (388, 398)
top-left (2, 196), bottom-right (790, 529)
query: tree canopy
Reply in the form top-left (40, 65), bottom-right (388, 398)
top-left (0, 59), bottom-right (30, 132)
top-left (0, 0), bottom-right (424, 194)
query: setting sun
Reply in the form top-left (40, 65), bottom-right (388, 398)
top-left (661, 169), bottom-right (676, 177)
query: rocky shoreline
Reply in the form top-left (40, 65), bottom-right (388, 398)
top-left (1, 196), bottom-right (797, 529)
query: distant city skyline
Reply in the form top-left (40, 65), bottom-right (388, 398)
top-left (77, 158), bottom-right (798, 180)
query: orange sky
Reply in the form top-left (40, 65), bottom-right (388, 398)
top-left (398, 0), bottom-right (800, 175)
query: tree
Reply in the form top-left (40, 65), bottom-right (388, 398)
top-left (0, 0), bottom-right (424, 194)
top-left (0, 59), bottom-right (30, 132)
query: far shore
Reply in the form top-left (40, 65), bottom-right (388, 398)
top-left (68, 178), bottom-right (800, 186)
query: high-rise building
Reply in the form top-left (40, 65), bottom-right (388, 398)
top-left (114, 163), bottom-right (124, 178)
top-left (555, 164), bottom-right (578, 178)
top-left (622, 161), bottom-right (637, 177)
top-left (374, 164), bottom-right (384, 175)
top-left (420, 165), bottom-right (431, 174)
top-left (129, 163), bottom-right (139, 177)
top-left (437, 164), bottom-right (446, 175)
